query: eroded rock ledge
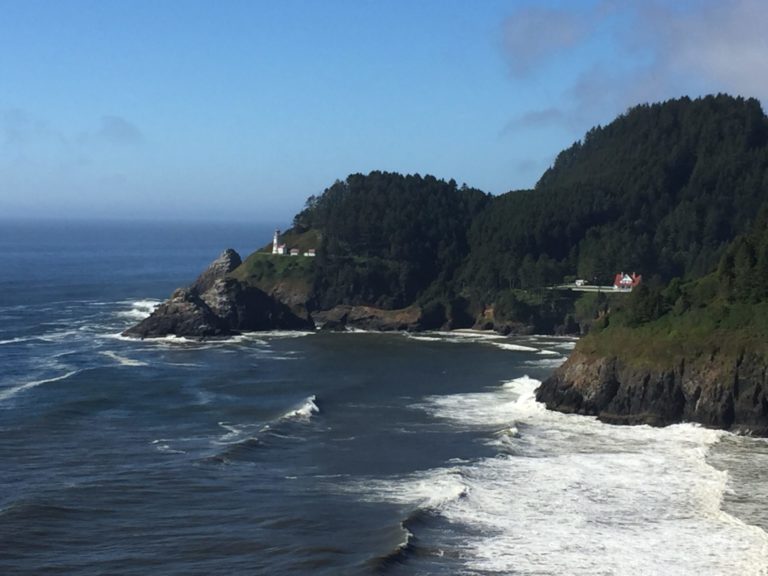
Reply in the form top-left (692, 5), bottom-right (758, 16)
top-left (312, 305), bottom-right (425, 332)
top-left (536, 348), bottom-right (768, 435)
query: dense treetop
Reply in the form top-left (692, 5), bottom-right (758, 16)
top-left (292, 171), bottom-right (488, 309)
top-left (463, 95), bottom-right (768, 295)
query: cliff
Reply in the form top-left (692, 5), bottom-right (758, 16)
top-left (537, 347), bottom-right (768, 435)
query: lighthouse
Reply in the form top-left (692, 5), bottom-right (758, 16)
top-left (272, 229), bottom-right (286, 255)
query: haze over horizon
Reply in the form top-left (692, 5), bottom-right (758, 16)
top-left (2, 0), bottom-right (767, 224)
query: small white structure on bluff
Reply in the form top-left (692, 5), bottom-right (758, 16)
top-left (271, 230), bottom-right (316, 257)
top-left (272, 229), bottom-right (287, 255)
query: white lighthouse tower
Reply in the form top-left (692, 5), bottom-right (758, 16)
top-left (272, 229), bottom-right (285, 255)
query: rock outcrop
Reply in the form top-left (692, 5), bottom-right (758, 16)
top-left (200, 277), bottom-right (313, 332)
top-left (122, 250), bottom-right (312, 339)
top-left (312, 305), bottom-right (425, 332)
top-left (537, 348), bottom-right (768, 435)
top-left (191, 248), bottom-right (242, 294)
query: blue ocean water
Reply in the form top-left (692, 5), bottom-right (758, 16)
top-left (1, 220), bottom-right (767, 575)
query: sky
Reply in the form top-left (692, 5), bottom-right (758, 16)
top-left (1, 0), bottom-right (767, 223)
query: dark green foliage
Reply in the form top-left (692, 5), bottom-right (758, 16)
top-left (624, 284), bottom-right (666, 326)
top-left (463, 95), bottom-right (768, 294)
top-left (491, 289), bottom-right (580, 333)
top-left (716, 207), bottom-right (768, 303)
top-left (494, 290), bottom-right (536, 324)
top-left (273, 94), bottom-right (768, 334)
top-left (298, 171), bottom-right (488, 309)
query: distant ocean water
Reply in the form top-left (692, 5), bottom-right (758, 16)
top-left (1, 219), bottom-right (767, 575)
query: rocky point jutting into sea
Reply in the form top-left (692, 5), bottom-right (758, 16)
top-left (122, 248), bottom-right (312, 338)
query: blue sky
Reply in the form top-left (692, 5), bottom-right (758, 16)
top-left (2, 0), bottom-right (767, 223)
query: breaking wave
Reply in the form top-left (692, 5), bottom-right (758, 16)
top-left (205, 395), bottom-right (321, 464)
top-left (279, 395), bottom-right (320, 422)
top-left (116, 299), bottom-right (161, 321)
top-left (369, 376), bottom-right (768, 575)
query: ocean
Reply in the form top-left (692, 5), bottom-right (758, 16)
top-left (1, 219), bottom-right (767, 575)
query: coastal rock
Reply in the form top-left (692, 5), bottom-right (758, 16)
top-left (537, 348), bottom-right (768, 434)
top-left (191, 248), bottom-right (242, 294)
top-left (312, 305), bottom-right (424, 331)
top-left (122, 249), bottom-right (312, 339)
top-left (201, 278), bottom-right (313, 331)
top-left (471, 303), bottom-right (580, 336)
top-left (122, 288), bottom-right (230, 338)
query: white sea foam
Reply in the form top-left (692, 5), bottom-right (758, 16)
top-left (523, 356), bottom-right (568, 368)
top-left (0, 336), bottom-right (36, 345)
top-left (406, 331), bottom-right (538, 352)
top-left (38, 329), bottom-right (80, 343)
top-left (376, 376), bottom-right (768, 575)
top-left (106, 332), bottom-right (212, 347)
top-left (258, 330), bottom-right (315, 339)
top-left (117, 299), bottom-right (161, 321)
top-left (100, 351), bottom-right (148, 367)
top-left (227, 333), bottom-right (269, 346)
top-left (151, 439), bottom-right (186, 454)
top-left (349, 467), bottom-right (469, 511)
top-left (404, 334), bottom-right (443, 343)
top-left (208, 396), bottom-right (320, 456)
top-left (280, 395), bottom-right (319, 422)
top-left (490, 342), bottom-right (540, 352)
top-left (432, 330), bottom-right (507, 341)
top-left (217, 421), bottom-right (247, 442)
top-left (0, 370), bottom-right (79, 403)
top-left (421, 331), bottom-right (508, 343)
top-left (537, 348), bottom-right (560, 355)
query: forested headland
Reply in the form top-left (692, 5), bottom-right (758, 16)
top-left (236, 94), bottom-right (768, 339)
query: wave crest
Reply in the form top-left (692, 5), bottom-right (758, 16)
top-left (280, 395), bottom-right (319, 422)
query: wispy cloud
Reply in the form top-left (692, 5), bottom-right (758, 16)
top-left (2, 108), bottom-right (31, 147)
top-left (501, 107), bottom-right (574, 138)
top-left (500, 0), bottom-right (768, 133)
top-left (96, 115), bottom-right (144, 146)
top-left (504, 107), bottom-right (566, 130)
top-left (1, 108), bottom-right (64, 149)
top-left (633, 0), bottom-right (768, 100)
top-left (501, 7), bottom-right (592, 77)
top-left (2, 110), bottom-right (145, 152)
top-left (1, 108), bottom-right (146, 180)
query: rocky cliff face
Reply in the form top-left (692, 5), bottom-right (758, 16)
top-left (123, 287), bottom-right (231, 338)
top-left (312, 305), bottom-right (425, 331)
top-left (191, 248), bottom-right (241, 294)
top-left (122, 250), bottom-right (312, 339)
top-left (537, 348), bottom-right (768, 435)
